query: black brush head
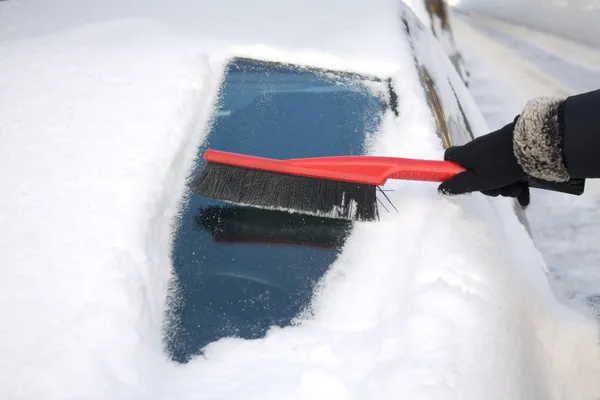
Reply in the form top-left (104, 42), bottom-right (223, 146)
top-left (189, 163), bottom-right (378, 221)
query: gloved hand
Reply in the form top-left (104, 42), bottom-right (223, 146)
top-left (438, 120), bottom-right (531, 206)
top-left (438, 97), bottom-right (573, 206)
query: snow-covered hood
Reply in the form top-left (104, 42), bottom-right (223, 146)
top-left (1, 1), bottom-right (599, 399)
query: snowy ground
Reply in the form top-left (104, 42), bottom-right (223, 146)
top-left (451, 11), bottom-right (600, 310)
top-left (457, 0), bottom-right (600, 49)
top-left (2, 1), bottom-right (600, 399)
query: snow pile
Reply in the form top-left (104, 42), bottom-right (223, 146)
top-left (456, 0), bottom-right (600, 49)
top-left (0, 19), bottom-right (228, 399)
top-left (1, 0), bottom-right (600, 399)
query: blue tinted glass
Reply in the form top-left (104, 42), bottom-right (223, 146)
top-left (166, 58), bottom-right (387, 363)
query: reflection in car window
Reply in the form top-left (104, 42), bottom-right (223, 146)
top-left (165, 58), bottom-right (389, 363)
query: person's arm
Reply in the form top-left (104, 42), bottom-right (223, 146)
top-left (512, 89), bottom-right (600, 181)
top-left (562, 89), bottom-right (600, 178)
top-left (438, 89), bottom-right (600, 204)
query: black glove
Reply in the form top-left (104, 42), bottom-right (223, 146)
top-left (438, 120), bottom-right (531, 206)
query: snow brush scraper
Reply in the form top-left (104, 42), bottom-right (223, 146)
top-left (190, 149), bottom-right (585, 222)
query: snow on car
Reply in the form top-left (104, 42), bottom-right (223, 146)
top-left (1, 0), bottom-right (599, 399)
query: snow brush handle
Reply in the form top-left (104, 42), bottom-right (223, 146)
top-left (203, 149), bottom-right (585, 194)
top-left (204, 149), bottom-right (466, 185)
top-left (388, 164), bottom-right (585, 195)
top-left (385, 160), bottom-right (465, 182)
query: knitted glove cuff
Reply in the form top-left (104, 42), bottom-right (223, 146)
top-left (513, 97), bottom-right (570, 182)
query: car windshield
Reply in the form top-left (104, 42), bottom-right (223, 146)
top-left (166, 58), bottom-right (389, 363)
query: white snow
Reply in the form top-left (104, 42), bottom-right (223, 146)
top-left (0, 19), bottom-right (228, 399)
top-left (456, 0), bottom-right (600, 49)
top-left (1, 1), bottom-right (600, 400)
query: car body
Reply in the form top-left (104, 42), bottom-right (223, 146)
top-left (166, 0), bottom-right (530, 363)
top-left (4, 0), bottom-right (594, 398)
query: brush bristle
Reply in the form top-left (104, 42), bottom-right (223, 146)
top-left (190, 163), bottom-right (378, 221)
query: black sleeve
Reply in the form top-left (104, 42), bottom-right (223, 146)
top-left (562, 89), bottom-right (600, 178)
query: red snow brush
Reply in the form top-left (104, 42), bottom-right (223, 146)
top-left (190, 149), bottom-right (585, 221)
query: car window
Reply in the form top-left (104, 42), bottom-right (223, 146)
top-left (448, 82), bottom-right (475, 141)
top-left (425, 0), bottom-right (450, 35)
top-left (166, 58), bottom-right (389, 363)
top-left (420, 67), bottom-right (451, 148)
top-left (419, 66), bottom-right (476, 147)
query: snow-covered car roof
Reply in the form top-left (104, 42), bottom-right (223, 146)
top-left (1, 1), bottom-right (597, 399)
top-left (0, 0), bottom-right (464, 76)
